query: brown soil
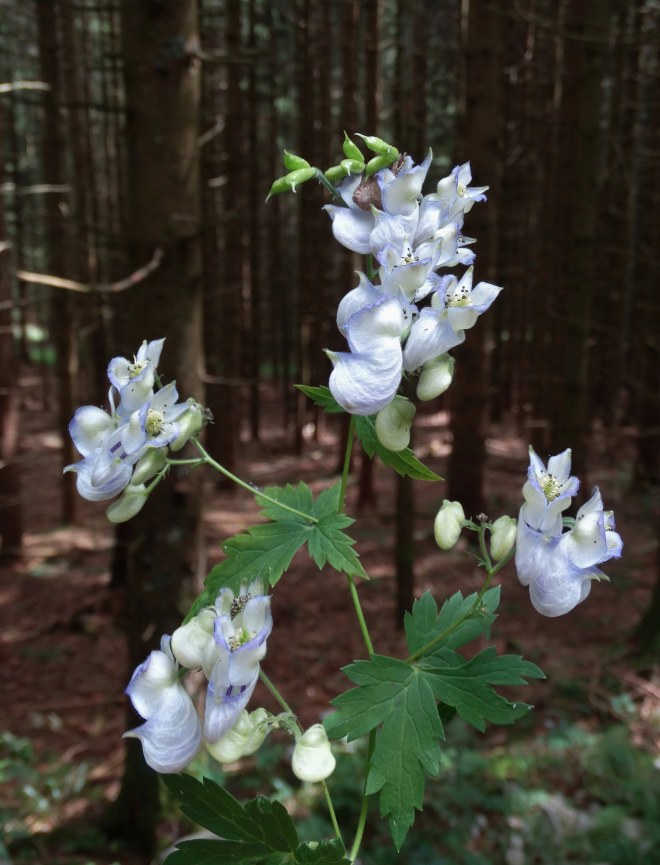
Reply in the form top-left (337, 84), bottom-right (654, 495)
top-left (1, 382), bottom-right (657, 864)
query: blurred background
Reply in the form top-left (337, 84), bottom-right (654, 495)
top-left (0, 1), bottom-right (658, 863)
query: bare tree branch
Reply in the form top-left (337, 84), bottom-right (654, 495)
top-left (15, 248), bottom-right (164, 294)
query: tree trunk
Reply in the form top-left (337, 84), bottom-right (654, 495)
top-left (102, 2), bottom-right (204, 854)
top-left (447, 0), bottom-right (503, 517)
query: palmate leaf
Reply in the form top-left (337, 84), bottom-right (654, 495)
top-left (186, 482), bottom-right (365, 619)
top-left (354, 415), bottom-right (441, 481)
top-left (420, 647), bottom-right (545, 732)
top-left (404, 587), bottom-right (501, 656)
top-left (324, 655), bottom-right (444, 850)
top-left (162, 775), bottom-right (349, 865)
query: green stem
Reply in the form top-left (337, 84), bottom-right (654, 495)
top-left (165, 457), bottom-right (206, 467)
top-left (261, 671), bottom-right (342, 844)
top-left (192, 438), bottom-right (318, 524)
top-left (338, 415), bottom-right (355, 512)
top-left (323, 782), bottom-right (344, 845)
top-left (259, 669), bottom-right (296, 718)
top-left (314, 167), bottom-right (344, 201)
top-left (337, 416), bottom-right (375, 656)
top-left (348, 729), bottom-right (376, 862)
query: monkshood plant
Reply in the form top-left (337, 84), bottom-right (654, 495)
top-left (66, 133), bottom-right (623, 864)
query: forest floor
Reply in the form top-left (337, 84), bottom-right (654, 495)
top-left (1, 378), bottom-right (658, 865)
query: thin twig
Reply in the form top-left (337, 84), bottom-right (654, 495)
top-left (15, 248), bottom-right (163, 294)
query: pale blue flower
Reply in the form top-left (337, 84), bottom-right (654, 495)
top-left (516, 458), bottom-right (622, 617)
top-left (522, 447), bottom-right (579, 537)
top-left (108, 338), bottom-right (165, 415)
top-left (326, 297), bottom-right (406, 415)
top-left (204, 590), bottom-right (273, 744)
top-left (402, 268), bottom-right (501, 372)
top-left (124, 637), bottom-right (202, 774)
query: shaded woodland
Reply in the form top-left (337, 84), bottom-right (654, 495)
top-left (1, 0), bottom-right (659, 859)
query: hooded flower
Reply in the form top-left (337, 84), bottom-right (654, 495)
top-left (326, 297), bottom-right (406, 415)
top-left (126, 582), bottom-right (273, 773)
top-left (521, 447), bottom-right (579, 537)
top-left (515, 449), bottom-right (622, 616)
top-left (204, 589), bottom-right (273, 743)
top-left (108, 338), bottom-right (165, 415)
top-left (124, 637), bottom-right (202, 774)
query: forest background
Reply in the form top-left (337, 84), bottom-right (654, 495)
top-left (0, 0), bottom-right (659, 863)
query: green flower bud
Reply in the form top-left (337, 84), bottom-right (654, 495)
top-left (169, 400), bottom-right (205, 452)
top-left (282, 150), bottom-right (310, 171)
top-left (266, 167), bottom-right (315, 201)
top-left (340, 157), bottom-right (365, 176)
top-left (490, 515), bottom-right (517, 561)
top-left (365, 153), bottom-right (396, 178)
top-left (131, 447), bottom-right (167, 485)
top-left (417, 355), bottom-right (455, 401)
top-left (324, 164), bottom-right (346, 184)
top-left (356, 134), bottom-right (399, 159)
top-left (106, 483), bottom-right (148, 524)
top-left (342, 131), bottom-right (364, 161)
top-left (434, 500), bottom-right (465, 550)
top-left (206, 708), bottom-right (270, 764)
top-left (375, 397), bottom-right (416, 452)
top-left (292, 724), bottom-right (336, 783)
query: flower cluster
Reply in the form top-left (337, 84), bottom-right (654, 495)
top-left (515, 448), bottom-right (622, 616)
top-left (65, 338), bottom-right (205, 520)
top-left (125, 580), bottom-right (273, 773)
top-left (324, 148), bottom-right (501, 432)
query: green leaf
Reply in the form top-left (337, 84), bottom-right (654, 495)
top-left (421, 647), bottom-right (545, 732)
top-left (404, 587), bottom-right (501, 656)
top-left (295, 384), bottom-right (345, 413)
top-left (324, 655), bottom-right (444, 850)
top-left (186, 483), bottom-right (365, 619)
top-left (189, 521), bottom-right (310, 613)
top-left (354, 415), bottom-right (441, 481)
top-left (162, 775), bottom-right (299, 864)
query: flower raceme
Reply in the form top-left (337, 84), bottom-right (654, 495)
top-left (65, 338), bottom-right (205, 517)
top-left (515, 448), bottom-right (622, 617)
top-left (125, 581), bottom-right (273, 774)
top-left (320, 141), bottom-right (500, 423)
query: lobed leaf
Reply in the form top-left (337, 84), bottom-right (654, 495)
top-left (421, 647), bottom-right (545, 732)
top-left (404, 587), bottom-right (501, 657)
top-left (324, 655), bottom-right (444, 850)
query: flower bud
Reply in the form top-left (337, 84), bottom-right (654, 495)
top-left (292, 724), bottom-right (336, 783)
top-left (356, 134), bottom-right (399, 159)
top-left (417, 354), bottom-right (455, 401)
top-left (282, 150), bottom-right (310, 171)
top-left (266, 167), bottom-right (315, 201)
top-left (434, 500), bottom-right (465, 550)
top-left (342, 132), bottom-right (363, 162)
top-left (206, 708), bottom-right (269, 764)
top-left (131, 447), bottom-right (167, 485)
top-left (340, 157), bottom-right (365, 176)
top-left (375, 397), bottom-right (416, 452)
top-left (106, 483), bottom-right (148, 524)
top-left (169, 400), bottom-right (205, 452)
top-left (324, 164), bottom-right (346, 184)
top-left (490, 515), bottom-right (517, 561)
top-left (365, 154), bottom-right (396, 178)
top-left (170, 608), bottom-right (216, 670)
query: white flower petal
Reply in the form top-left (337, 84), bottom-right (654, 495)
top-left (69, 406), bottom-right (114, 457)
top-left (324, 205), bottom-right (373, 254)
top-left (403, 308), bottom-right (464, 372)
top-left (125, 683), bottom-right (202, 774)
